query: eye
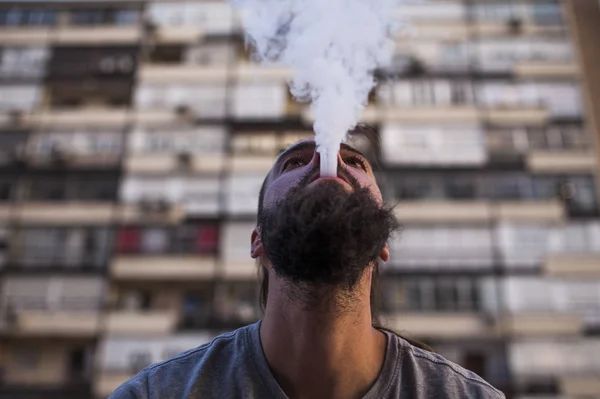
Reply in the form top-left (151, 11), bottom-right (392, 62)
top-left (282, 156), bottom-right (307, 171)
top-left (345, 155), bottom-right (368, 171)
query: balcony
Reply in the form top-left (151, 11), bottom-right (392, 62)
top-left (15, 202), bottom-right (116, 225)
top-left (494, 201), bottom-right (565, 222)
top-left (394, 201), bottom-right (491, 224)
top-left (230, 155), bottom-right (277, 174)
top-left (527, 151), bottom-right (597, 173)
top-left (0, 204), bottom-right (11, 221)
top-left (474, 22), bottom-right (564, 37)
top-left (499, 314), bottom-right (583, 337)
top-left (94, 372), bottom-right (133, 399)
top-left (236, 64), bottom-right (293, 83)
top-left (302, 106), bottom-right (379, 124)
top-left (406, 22), bottom-right (470, 39)
top-left (55, 26), bottom-right (141, 45)
top-left (118, 204), bottom-right (184, 225)
top-left (545, 254), bottom-right (600, 277)
top-left (138, 65), bottom-right (228, 84)
top-left (380, 106), bottom-right (480, 123)
top-left (25, 109), bottom-right (131, 128)
top-left (152, 26), bottom-right (205, 44)
top-left (221, 260), bottom-right (258, 280)
top-left (561, 377), bottom-right (600, 396)
top-left (484, 108), bottom-right (549, 126)
top-left (384, 313), bottom-right (495, 339)
top-left (12, 311), bottom-right (101, 337)
top-left (0, 28), bottom-right (51, 45)
top-left (125, 154), bottom-right (225, 174)
top-left (111, 256), bottom-right (217, 280)
top-left (515, 62), bottom-right (579, 78)
top-left (105, 310), bottom-right (178, 335)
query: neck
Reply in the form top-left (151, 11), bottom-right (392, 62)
top-left (260, 271), bottom-right (386, 399)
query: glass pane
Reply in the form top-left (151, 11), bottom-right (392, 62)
top-left (140, 228), bottom-right (169, 254)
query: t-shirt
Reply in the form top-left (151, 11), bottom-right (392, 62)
top-left (110, 321), bottom-right (505, 399)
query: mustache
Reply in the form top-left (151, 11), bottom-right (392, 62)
top-left (297, 167), bottom-right (361, 190)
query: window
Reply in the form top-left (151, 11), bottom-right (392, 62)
top-left (116, 227), bottom-right (140, 253)
top-left (69, 8), bottom-right (141, 26)
top-left (14, 227), bottom-right (112, 269)
top-left (12, 348), bottom-right (40, 371)
top-left (0, 179), bottom-right (13, 201)
top-left (0, 132), bottom-right (28, 166)
top-left (231, 133), bottom-right (278, 156)
top-left (0, 47), bottom-right (49, 80)
top-left (181, 289), bottom-right (214, 329)
top-left (129, 127), bottom-right (226, 155)
top-left (28, 130), bottom-right (123, 161)
top-left (393, 176), bottom-right (441, 200)
top-left (1, 276), bottom-right (105, 311)
top-left (184, 42), bottom-right (236, 66)
top-left (24, 175), bottom-right (118, 201)
top-left (140, 228), bottom-right (169, 254)
top-left (116, 224), bottom-right (219, 255)
top-left (225, 175), bottom-right (263, 215)
top-left (0, 226), bottom-right (7, 268)
top-left (0, 8), bottom-right (56, 26)
top-left (0, 84), bottom-right (41, 111)
top-left (48, 80), bottom-right (133, 108)
top-left (389, 226), bottom-right (494, 269)
top-left (148, 2), bottom-right (234, 35)
top-left (562, 176), bottom-right (598, 216)
top-left (217, 282), bottom-right (260, 324)
top-left (381, 125), bottom-right (485, 165)
top-left (134, 84), bottom-right (227, 118)
top-left (231, 84), bottom-right (287, 119)
top-left (173, 224), bottom-right (219, 254)
top-left (384, 277), bottom-right (482, 312)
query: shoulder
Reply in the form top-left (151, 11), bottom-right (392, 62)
top-left (108, 324), bottom-right (253, 399)
top-left (395, 336), bottom-right (505, 399)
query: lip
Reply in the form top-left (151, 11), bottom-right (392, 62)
top-left (308, 173), bottom-right (352, 187)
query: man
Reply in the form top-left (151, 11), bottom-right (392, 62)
top-left (111, 128), bottom-right (505, 399)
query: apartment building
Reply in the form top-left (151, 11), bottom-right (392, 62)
top-left (0, 0), bottom-right (598, 398)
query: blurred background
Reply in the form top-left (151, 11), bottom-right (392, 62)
top-left (0, 0), bottom-right (599, 398)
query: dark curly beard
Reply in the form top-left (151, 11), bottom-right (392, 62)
top-left (258, 177), bottom-right (398, 293)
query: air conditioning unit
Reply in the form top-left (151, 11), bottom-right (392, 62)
top-left (175, 104), bottom-right (191, 117)
top-left (8, 110), bottom-right (22, 125)
top-left (143, 20), bottom-right (158, 35)
top-left (507, 18), bottom-right (523, 35)
top-left (138, 198), bottom-right (172, 214)
top-left (11, 144), bottom-right (27, 165)
top-left (177, 151), bottom-right (192, 168)
top-left (407, 57), bottom-right (426, 76)
top-left (49, 144), bottom-right (70, 165)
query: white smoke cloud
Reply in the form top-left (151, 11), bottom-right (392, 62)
top-left (230, 0), bottom-right (399, 175)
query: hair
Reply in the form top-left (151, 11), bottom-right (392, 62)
top-left (254, 124), bottom-right (434, 353)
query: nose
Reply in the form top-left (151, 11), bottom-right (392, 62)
top-left (308, 147), bottom-right (345, 174)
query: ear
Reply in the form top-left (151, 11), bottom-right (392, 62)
top-left (251, 229), bottom-right (264, 259)
top-left (379, 243), bottom-right (389, 263)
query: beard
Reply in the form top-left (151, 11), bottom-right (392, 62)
top-left (258, 171), bottom-right (398, 291)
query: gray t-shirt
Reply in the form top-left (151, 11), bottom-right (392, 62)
top-left (110, 321), bottom-right (505, 399)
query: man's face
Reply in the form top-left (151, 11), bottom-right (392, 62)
top-left (261, 139), bottom-right (383, 211)
top-left (252, 139), bottom-right (397, 290)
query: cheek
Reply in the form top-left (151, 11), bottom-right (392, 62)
top-left (347, 169), bottom-right (383, 202)
top-left (262, 169), bottom-right (306, 209)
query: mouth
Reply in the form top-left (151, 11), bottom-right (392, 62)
top-left (308, 172), bottom-right (353, 188)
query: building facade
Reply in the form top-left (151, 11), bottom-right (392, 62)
top-left (0, 0), bottom-right (598, 398)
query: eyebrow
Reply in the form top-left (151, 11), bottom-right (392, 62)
top-left (275, 141), bottom-right (367, 165)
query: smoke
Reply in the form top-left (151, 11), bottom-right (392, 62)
top-left (230, 0), bottom-right (399, 175)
